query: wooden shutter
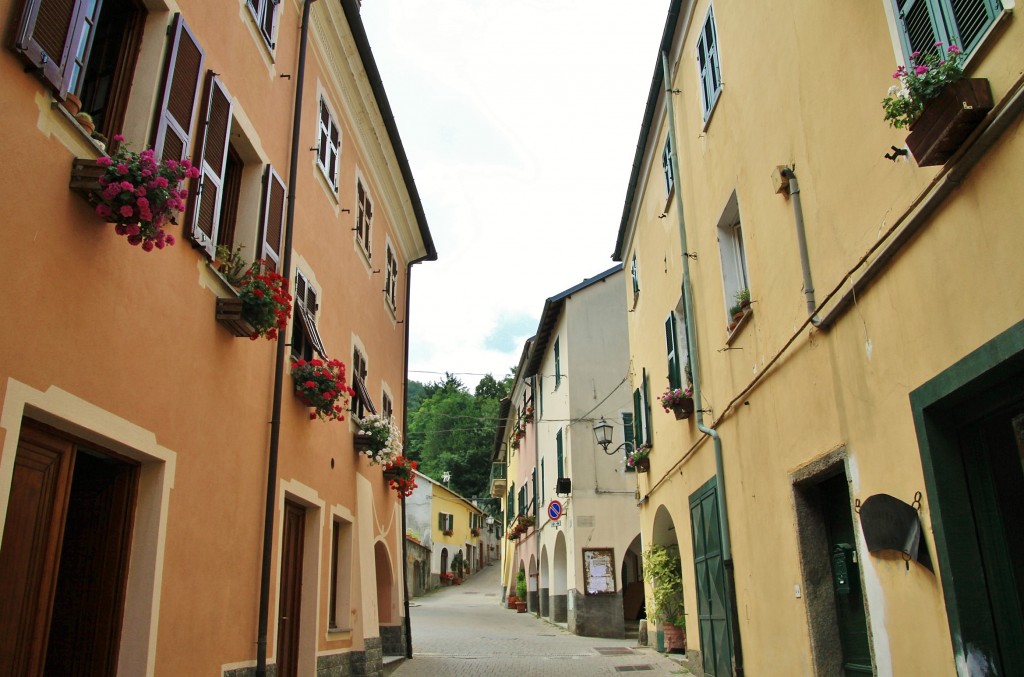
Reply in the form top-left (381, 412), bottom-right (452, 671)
top-left (187, 72), bottom-right (233, 256)
top-left (438, 513), bottom-right (444, 530)
top-left (896, 0), bottom-right (941, 59)
top-left (13, 0), bottom-right (88, 95)
top-left (152, 14), bottom-right (205, 163)
top-left (642, 369), bottom-right (653, 446)
top-left (666, 312), bottom-right (681, 390)
top-left (633, 388), bottom-right (643, 449)
top-left (259, 165), bottom-right (286, 272)
top-left (556, 429), bottom-right (564, 479)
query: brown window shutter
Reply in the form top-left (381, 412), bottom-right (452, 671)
top-left (259, 165), bottom-right (286, 273)
top-left (186, 72), bottom-right (233, 257)
top-left (13, 0), bottom-right (89, 95)
top-left (152, 14), bottom-right (205, 163)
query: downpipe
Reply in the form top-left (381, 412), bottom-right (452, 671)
top-left (780, 167), bottom-right (821, 326)
top-left (661, 50), bottom-right (743, 677)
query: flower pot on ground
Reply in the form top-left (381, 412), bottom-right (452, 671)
top-left (291, 359), bottom-right (354, 422)
top-left (516, 601), bottom-right (527, 613)
top-left (663, 619), bottom-right (686, 653)
top-left (642, 544), bottom-right (685, 651)
top-left (355, 413), bottom-right (402, 465)
top-left (506, 595), bottom-right (518, 609)
top-left (516, 570), bottom-right (528, 611)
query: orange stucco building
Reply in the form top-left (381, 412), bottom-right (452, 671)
top-left (0, 1), bottom-right (434, 675)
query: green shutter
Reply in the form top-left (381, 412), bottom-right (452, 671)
top-left (666, 312), bottom-right (681, 390)
top-left (633, 388), bottom-right (643, 449)
top-left (532, 468), bottom-right (538, 519)
top-left (540, 459), bottom-right (545, 506)
top-left (642, 369), bottom-right (653, 446)
top-left (622, 413), bottom-right (635, 472)
top-left (556, 429), bottom-right (564, 479)
top-left (894, 0), bottom-right (1000, 59)
top-left (507, 482), bottom-right (514, 525)
top-left (554, 338), bottom-right (561, 387)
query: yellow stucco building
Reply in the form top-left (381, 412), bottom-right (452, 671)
top-left (615, 0), bottom-right (1023, 675)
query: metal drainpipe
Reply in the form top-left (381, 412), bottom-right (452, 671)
top-left (661, 50), bottom-right (743, 676)
top-left (780, 167), bottom-right (821, 326)
top-left (256, 1), bottom-right (314, 674)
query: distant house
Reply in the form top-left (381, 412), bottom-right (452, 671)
top-left (405, 471), bottom-right (489, 588)
top-left (494, 266), bottom-right (642, 638)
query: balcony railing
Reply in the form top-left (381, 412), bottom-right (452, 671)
top-left (488, 462), bottom-right (507, 498)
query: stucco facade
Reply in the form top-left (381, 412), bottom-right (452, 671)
top-left (0, 1), bottom-right (433, 675)
top-left (616, 0), bottom-right (1023, 675)
top-left (495, 267), bottom-right (643, 638)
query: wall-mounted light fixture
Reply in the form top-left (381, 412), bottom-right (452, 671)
top-left (593, 417), bottom-right (633, 456)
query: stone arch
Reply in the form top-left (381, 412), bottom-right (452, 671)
top-left (440, 547), bottom-right (449, 576)
top-left (528, 554), bottom-right (539, 613)
top-left (622, 532), bottom-right (645, 621)
top-left (540, 546), bottom-right (551, 617)
top-left (552, 530), bottom-right (568, 622)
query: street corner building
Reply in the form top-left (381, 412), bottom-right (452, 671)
top-left (0, 0), bottom-right (435, 675)
top-left (615, 0), bottom-right (1023, 675)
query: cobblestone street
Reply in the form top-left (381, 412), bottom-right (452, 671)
top-left (392, 564), bottom-right (688, 676)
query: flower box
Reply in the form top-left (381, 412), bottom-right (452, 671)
top-left (906, 78), bottom-right (993, 167)
top-left (215, 297), bottom-right (257, 338)
top-left (69, 158), bottom-right (104, 204)
top-left (672, 397), bottom-right (694, 421)
top-left (353, 431), bottom-right (374, 452)
top-left (635, 457), bottom-right (650, 473)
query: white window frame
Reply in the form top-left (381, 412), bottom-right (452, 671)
top-left (662, 138), bottom-right (675, 195)
top-left (317, 96), bottom-right (340, 190)
top-left (355, 177), bottom-right (373, 259)
top-left (384, 239), bottom-right (398, 310)
top-left (246, 0), bottom-right (280, 50)
top-left (716, 194), bottom-right (750, 320)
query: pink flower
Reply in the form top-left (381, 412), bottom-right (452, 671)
top-left (136, 197), bottom-right (149, 208)
top-left (910, 51), bottom-right (920, 59)
top-left (119, 205), bottom-right (134, 217)
top-left (112, 134), bottom-right (125, 143)
top-left (127, 234), bottom-right (143, 246)
top-left (166, 160), bottom-right (178, 170)
top-left (96, 204), bottom-right (112, 217)
top-left (186, 167), bottom-right (200, 179)
top-left (116, 163), bottom-right (129, 175)
top-left (934, 40), bottom-right (944, 47)
top-left (142, 240), bottom-right (155, 252)
top-left (114, 224), bottom-right (127, 235)
top-left (120, 181), bottom-right (134, 192)
top-left (135, 186), bottom-right (147, 196)
top-left (947, 44), bottom-right (960, 54)
top-left (96, 156), bottom-right (113, 167)
top-left (915, 65), bottom-right (930, 75)
top-left (126, 224), bottom-right (141, 236)
top-left (165, 234), bottom-right (176, 245)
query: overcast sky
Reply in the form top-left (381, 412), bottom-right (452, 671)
top-left (360, 1), bottom-right (670, 388)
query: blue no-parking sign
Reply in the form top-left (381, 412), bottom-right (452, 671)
top-left (547, 500), bottom-right (563, 521)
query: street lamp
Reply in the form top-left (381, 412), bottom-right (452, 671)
top-left (593, 417), bottom-right (633, 455)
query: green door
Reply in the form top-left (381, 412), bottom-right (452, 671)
top-left (690, 478), bottom-right (733, 676)
top-left (820, 474), bottom-right (872, 675)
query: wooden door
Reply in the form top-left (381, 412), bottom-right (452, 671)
top-left (276, 500), bottom-right (305, 677)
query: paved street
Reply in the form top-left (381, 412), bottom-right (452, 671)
top-left (393, 563), bottom-right (688, 676)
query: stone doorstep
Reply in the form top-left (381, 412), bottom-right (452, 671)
top-left (382, 654), bottom-right (406, 676)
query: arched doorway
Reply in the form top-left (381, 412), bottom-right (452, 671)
top-left (649, 504), bottom-right (685, 654)
top-left (552, 531), bottom-right (568, 622)
top-left (540, 546), bottom-right (550, 617)
top-left (440, 547), bottom-right (449, 582)
top-left (528, 554), bottom-right (538, 613)
top-left (622, 533), bottom-right (645, 622)
top-left (374, 542), bottom-right (394, 624)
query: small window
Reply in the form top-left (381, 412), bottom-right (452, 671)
top-left (665, 311), bottom-right (683, 390)
top-left (291, 270), bottom-right (325, 362)
top-left (632, 369), bottom-right (652, 448)
top-left (892, 0), bottom-right (1002, 59)
top-left (246, 0), bottom-right (279, 49)
top-left (662, 138), bottom-right (675, 195)
top-left (384, 242), bottom-right (398, 309)
top-left (716, 194), bottom-right (750, 323)
top-left (382, 391), bottom-right (393, 420)
top-left (631, 253), bottom-right (640, 301)
top-left (356, 179), bottom-right (373, 258)
top-left (696, 5), bottom-right (722, 120)
top-left (622, 413), bottom-right (636, 471)
top-left (554, 338), bottom-right (562, 388)
top-left (317, 97), bottom-right (340, 189)
top-left (351, 347), bottom-right (374, 419)
top-left (329, 518), bottom-right (352, 630)
top-left (438, 513), bottom-right (453, 533)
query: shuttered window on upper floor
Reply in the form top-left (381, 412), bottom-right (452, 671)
top-left (893, 0), bottom-right (1002, 60)
top-left (245, 0), bottom-right (280, 50)
top-left (696, 5), bottom-right (722, 121)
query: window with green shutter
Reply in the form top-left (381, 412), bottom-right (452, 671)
top-left (622, 413), bottom-right (635, 472)
top-left (633, 371), bottom-right (652, 448)
top-left (666, 312), bottom-right (682, 390)
top-left (892, 0), bottom-right (1002, 59)
top-left (556, 429), bottom-right (564, 479)
top-left (662, 138), bottom-right (675, 195)
top-left (507, 482), bottom-right (514, 525)
top-left (696, 5), bottom-right (722, 120)
top-left (554, 337), bottom-right (562, 388)
top-left (532, 468), bottom-right (538, 519)
top-left (631, 254), bottom-right (640, 300)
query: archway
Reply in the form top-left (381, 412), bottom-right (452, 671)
top-left (552, 531), bottom-right (568, 622)
top-left (374, 542), bottom-right (394, 624)
top-left (528, 554), bottom-right (539, 613)
top-left (440, 547), bottom-right (449, 577)
top-left (648, 504), bottom-right (684, 653)
top-left (540, 546), bottom-right (550, 617)
top-left (621, 533), bottom-right (645, 621)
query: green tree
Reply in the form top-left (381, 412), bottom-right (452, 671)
top-left (405, 371), bottom-right (511, 497)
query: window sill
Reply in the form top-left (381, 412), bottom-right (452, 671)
top-left (725, 306), bottom-right (752, 346)
top-left (52, 100), bottom-right (108, 157)
top-left (314, 162), bottom-right (340, 205)
top-left (701, 86), bottom-right (724, 133)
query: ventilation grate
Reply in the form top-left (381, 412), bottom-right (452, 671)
top-left (614, 666), bottom-right (654, 672)
top-left (595, 647), bottom-right (635, 656)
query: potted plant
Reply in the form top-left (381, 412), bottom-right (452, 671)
top-left (439, 571), bottom-right (454, 586)
top-left (82, 135), bottom-right (199, 251)
top-left (516, 570), bottom-right (528, 613)
top-left (882, 42), bottom-right (993, 166)
top-left (729, 304), bottom-right (744, 321)
top-left (291, 359), bottom-right (354, 421)
top-left (523, 404), bottom-right (534, 423)
top-left (642, 544), bottom-right (686, 653)
top-left (659, 386), bottom-right (694, 420)
top-left (233, 262), bottom-right (291, 340)
top-left (383, 455), bottom-right (418, 496)
top-left (214, 244), bottom-right (249, 286)
top-left (62, 92), bottom-right (82, 116)
top-left (735, 288), bottom-right (751, 310)
top-left (625, 443), bottom-right (651, 473)
top-left (75, 111), bottom-right (95, 134)
top-left (354, 413), bottom-right (402, 466)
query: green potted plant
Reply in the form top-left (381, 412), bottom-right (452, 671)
top-left (659, 386), bottom-right (694, 420)
top-left (515, 570), bottom-right (528, 613)
top-left (735, 288), bottom-right (751, 310)
top-left (625, 443), bottom-right (651, 472)
top-left (355, 413), bottom-right (402, 465)
top-left (882, 42), bottom-right (993, 166)
top-left (642, 544), bottom-right (686, 653)
top-left (75, 111), bottom-right (95, 134)
top-left (214, 244), bottom-right (249, 287)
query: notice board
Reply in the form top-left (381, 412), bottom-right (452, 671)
top-left (582, 548), bottom-right (616, 595)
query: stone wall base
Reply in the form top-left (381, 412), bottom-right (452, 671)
top-left (224, 638), bottom-right (384, 677)
top-left (550, 594), bottom-right (567, 622)
top-left (567, 589), bottom-right (625, 638)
